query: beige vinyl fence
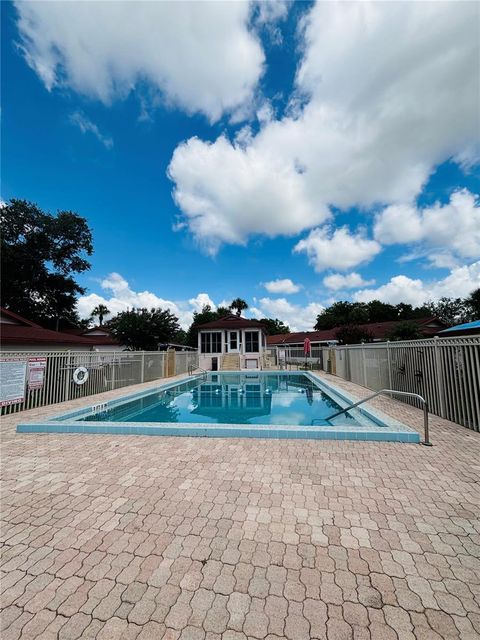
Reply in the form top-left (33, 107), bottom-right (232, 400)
top-left (324, 336), bottom-right (480, 431)
top-left (0, 350), bottom-right (198, 415)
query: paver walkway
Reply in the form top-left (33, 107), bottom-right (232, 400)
top-left (1, 372), bottom-right (479, 639)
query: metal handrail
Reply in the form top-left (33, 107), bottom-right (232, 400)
top-left (188, 365), bottom-right (208, 379)
top-left (313, 388), bottom-right (432, 446)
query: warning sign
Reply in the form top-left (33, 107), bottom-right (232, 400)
top-left (0, 358), bottom-right (27, 407)
top-left (28, 357), bottom-right (47, 390)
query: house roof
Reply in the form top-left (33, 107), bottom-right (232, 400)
top-left (439, 320), bottom-right (480, 335)
top-left (196, 314), bottom-right (267, 331)
top-left (82, 327), bottom-right (112, 336)
top-left (267, 331), bottom-right (325, 345)
top-left (0, 307), bottom-right (120, 347)
top-left (267, 317), bottom-right (443, 345)
top-left (0, 307), bottom-right (42, 328)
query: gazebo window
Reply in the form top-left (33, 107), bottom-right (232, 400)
top-left (245, 331), bottom-right (259, 353)
top-left (201, 332), bottom-right (222, 353)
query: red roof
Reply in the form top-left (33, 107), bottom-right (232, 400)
top-left (0, 307), bottom-right (120, 347)
top-left (267, 317), bottom-right (443, 345)
top-left (268, 331), bottom-right (323, 345)
top-left (195, 314), bottom-right (267, 331)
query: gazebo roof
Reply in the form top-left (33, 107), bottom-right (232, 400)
top-left (196, 314), bottom-right (266, 331)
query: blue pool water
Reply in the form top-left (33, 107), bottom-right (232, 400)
top-left (17, 372), bottom-right (421, 442)
top-left (80, 372), bottom-right (367, 427)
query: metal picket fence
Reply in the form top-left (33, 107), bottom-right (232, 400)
top-left (328, 336), bottom-right (480, 431)
top-left (0, 350), bottom-right (198, 415)
top-left (270, 346), bottom-right (324, 368)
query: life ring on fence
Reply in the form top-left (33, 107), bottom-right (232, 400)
top-left (73, 366), bottom-right (89, 385)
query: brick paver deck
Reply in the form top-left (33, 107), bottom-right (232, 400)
top-left (1, 372), bottom-right (479, 639)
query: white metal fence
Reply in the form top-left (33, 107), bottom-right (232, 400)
top-left (268, 346), bottom-right (324, 367)
top-left (325, 336), bottom-right (480, 431)
top-left (1, 350), bottom-right (198, 415)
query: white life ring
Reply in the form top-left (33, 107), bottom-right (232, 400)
top-left (73, 366), bottom-right (89, 385)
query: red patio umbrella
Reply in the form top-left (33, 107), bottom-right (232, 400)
top-left (304, 337), bottom-right (311, 366)
top-left (304, 337), bottom-right (311, 355)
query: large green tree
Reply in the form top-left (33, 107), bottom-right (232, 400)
top-left (335, 325), bottom-right (374, 345)
top-left (259, 318), bottom-right (291, 335)
top-left (1, 199), bottom-right (93, 329)
top-left (424, 297), bottom-right (469, 326)
top-left (315, 299), bottom-right (442, 330)
top-left (185, 304), bottom-right (230, 348)
top-left (463, 287), bottom-right (480, 321)
top-left (108, 308), bottom-right (181, 351)
top-left (365, 300), bottom-right (397, 322)
top-left (385, 321), bottom-right (422, 341)
top-left (315, 301), bottom-right (369, 330)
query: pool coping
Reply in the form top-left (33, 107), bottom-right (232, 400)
top-left (17, 371), bottom-right (420, 443)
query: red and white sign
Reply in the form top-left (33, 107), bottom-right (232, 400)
top-left (28, 357), bottom-right (47, 390)
top-left (0, 358), bottom-right (27, 407)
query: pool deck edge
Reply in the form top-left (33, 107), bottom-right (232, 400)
top-left (14, 370), bottom-right (421, 443)
top-left (17, 420), bottom-right (420, 443)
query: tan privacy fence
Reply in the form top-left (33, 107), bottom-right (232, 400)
top-left (0, 350), bottom-right (198, 415)
top-left (325, 336), bottom-right (480, 431)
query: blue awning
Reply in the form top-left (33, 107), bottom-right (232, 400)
top-left (439, 320), bottom-right (480, 333)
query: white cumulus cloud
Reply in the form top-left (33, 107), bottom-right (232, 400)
top-left (168, 135), bottom-right (329, 255)
top-left (263, 278), bottom-right (301, 294)
top-left (76, 272), bottom-right (216, 330)
top-left (168, 1), bottom-right (479, 251)
top-left (353, 262), bottom-right (480, 307)
top-left (294, 226), bottom-right (381, 272)
top-left (374, 189), bottom-right (480, 264)
top-left (323, 272), bottom-right (375, 292)
top-left (70, 111), bottom-right (113, 149)
top-left (15, 1), bottom-right (266, 122)
top-left (250, 297), bottom-right (324, 332)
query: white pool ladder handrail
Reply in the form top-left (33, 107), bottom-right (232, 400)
top-left (188, 365), bottom-right (208, 380)
top-left (313, 388), bottom-right (431, 446)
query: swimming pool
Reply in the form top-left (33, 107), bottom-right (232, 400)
top-left (17, 371), bottom-right (420, 442)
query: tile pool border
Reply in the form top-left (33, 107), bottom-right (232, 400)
top-left (17, 371), bottom-right (420, 443)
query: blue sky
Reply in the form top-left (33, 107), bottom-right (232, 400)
top-left (2, 1), bottom-right (479, 330)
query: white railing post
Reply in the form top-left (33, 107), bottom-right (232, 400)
top-left (362, 345), bottom-right (367, 387)
top-left (64, 351), bottom-right (71, 401)
top-left (111, 353), bottom-right (116, 390)
top-left (387, 341), bottom-right (392, 389)
top-left (434, 336), bottom-right (446, 418)
top-left (141, 351), bottom-right (145, 384)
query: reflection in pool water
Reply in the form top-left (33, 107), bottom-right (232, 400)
top-left (81, 372), bottom-right (360, 426)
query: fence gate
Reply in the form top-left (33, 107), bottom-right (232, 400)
top-left (166, 349), bottom-right (176, 377)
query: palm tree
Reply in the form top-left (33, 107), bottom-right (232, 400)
top-left (230, 298), bottom-right (248, 317)
top-left (90, 304), bottom-right (110, 326)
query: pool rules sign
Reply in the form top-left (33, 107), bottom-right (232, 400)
top-left (27, 357), bottom-right (47, 391)
top-left (0, 357), bottom-right (47, 406)
top-left (0, 357), bottom-right (27, 407)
